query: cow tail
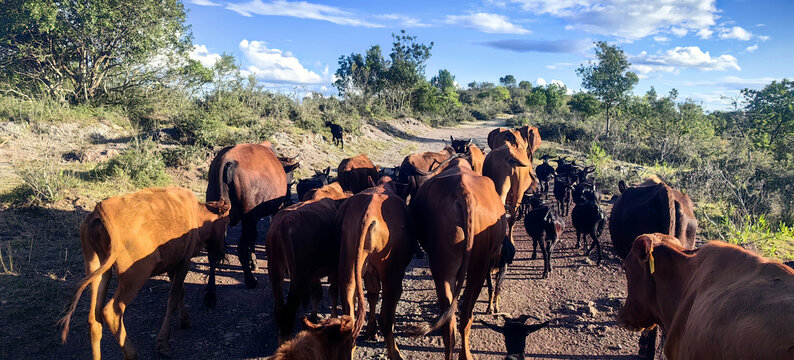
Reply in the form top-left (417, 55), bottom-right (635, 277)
top-left (59, 208), bottom-right (118, 343)
top-left (353, 220), bottom-right (376, 338)
top-left (221, 160), bottom-right (236, 203)
top-left (406, 187), bottom-right (475, 337)
top-left (661, 186), bottom-right (676, 237)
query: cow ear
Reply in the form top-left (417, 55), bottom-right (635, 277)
top-left (618, 180), bottom-right (627, 193)
top-left (205, 200), bottom-right (230, 215)
top-left (324, 167), bottom-right (331, 176)
top-left (632, 235), bottom-right (655, 265)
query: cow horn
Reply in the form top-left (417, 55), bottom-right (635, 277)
top-left (467, 138), bottom-right (472, 145)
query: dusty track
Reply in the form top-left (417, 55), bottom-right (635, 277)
top-left (54, 120), bottom-right (650, 359)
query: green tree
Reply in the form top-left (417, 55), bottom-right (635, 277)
top-left (741, 79), bottom-right (794, 159)
top-left (499, 75), bottom-right (517, 88)
top-left (525, 87), bottom-right (547, 109)
top-left (334, 45), bottom-right (387, 99)
top-left (569, 92), bottom-right (600, 117)
top-left (576, 41), bottom-right (639, 134)
top-left (543, 84), bottom-right (567, 114)
top-left (431, 69), bottom-right (456, 92)
top-left (384, 30), bottom-right (433, 111)
top-left (518, 80), bottom-right (532, 90)
top-left (0, 0), bottom-right (190, 104)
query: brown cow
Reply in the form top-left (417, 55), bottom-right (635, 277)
top-left (206, 142), bottom-right (299, 293)
top-left (397, 146), bottom-right (460, 199)
top-left (488, 126), bottom-right (541, 161)
top-left (266, 198), bottom-right (343, 343)
top-left (482, 143), bottom-right (535, 313)
top-left (408, 158), bottom-right (508, 360)
top-left (337, 154), bottom-right (380, 194)
top-left (59, 187), bottom-right (230, 360)
top-left (303, 181), bottom-right (350, 201)
top-left (618, 233), bottom-right (794, 360)
top-left (265, 316), bottom-right (356, 360)
top-left (337, 177), bottom-right (414, 360)
top-left (610, 176), bottom-right (698, 359)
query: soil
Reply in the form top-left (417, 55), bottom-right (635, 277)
top-left (35, 119), bottom-right (654, 359)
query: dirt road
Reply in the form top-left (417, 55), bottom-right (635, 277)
top-left (51, 119), bottom-right (647, 360)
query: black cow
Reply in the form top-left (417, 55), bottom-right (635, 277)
top-left (571, 189), bottom-right (607, 265)
top-left (480, 316), bottom-right (549, 360)
top-left (524, 197), bottom-right (565, 278)
top-left (325, 121), bottom-right (344, 149)
top-left (535, 155), bottom-right (555, 194)
top-left (553, 175), bottom-right (574, 216)
top-left (297, 167), bottom-right (332, 201)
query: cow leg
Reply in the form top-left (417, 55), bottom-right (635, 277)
top-left (458, 263), bottom-right (488, 360)
top-left (531, 236), bottom-right (538, 259)
top-left (379, 270), bottom-right (405, 360)
top-left (204, 251), bottom-right (221, 308)
top-left (103, 272), bottom-right (149, 360)
top-left (157, 262), bottom-right (189, 358)
top-left (279, 275), bottom-right (309, 343)
top-left (575, 231), bottom-right (581, 249)
top-left (340, 137), bottom-right (344, 150)
top-left (546, 235), bottom-right (557, 275)
top-left (638, 328), bottom-right (658, 360)
top-left (362, 270), bottom-right (381, 341)
top-left (239, 218), bottom-right (258, 289)
top-left (88, 267), bottom-right (111, 360)
top-left (491, 264), bottom-right (508, 314)
top-left (328, 273), bottom-right (340, 317)
top-left (485, 272), bottom-right (495, 314)
top-left (309, 280), bottom-right (323, 322)
top-left (538, 234), bottom-right (549, 279)
top-left (586, 232), bottom-right (602, 265)
top-left (432, 274), bottom-right (457, 360)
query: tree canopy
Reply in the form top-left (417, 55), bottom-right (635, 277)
top-left (576, 41), bottom-right (638, 134)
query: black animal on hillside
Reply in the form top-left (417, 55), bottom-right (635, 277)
top-left (571, 189), bottom-right (607, 265)
top-left (553, 175), bottom-right (574, 216)
top-left (535, 154), bottom-right (555, 193)
top-left (449, 135), bottom-right (473, 154)
top-left (296, 167), bottom-right (331, 201)
top-left (324, 121), bottom-right (344, 149)
top-left (524, 197), bottom-right (565, 278)
top-left (480, 315), bottom-right (549, 360)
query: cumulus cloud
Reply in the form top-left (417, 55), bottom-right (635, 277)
top-left (757, 35), bottom-right (770, 42)
top-left (745, 44), bottom-right (758, 53)
top-left (503, 0), bottom-right (718, 40)
top-left (545, 62), bottom-right (574, 69)
top-left (653, 36), bottom-right (670, 42)
top-left (631, 46), bottom-right (740, 74)
top-left (226, 0), bottom-right (382, 27)
top-left (718, 26), bottom-right (753, 41)
top-left (238, 39), bottom-right (324, 84)
top-left (188, 45), bottom-right (222, 67)
top-left (696, 28), bottom-right (713, 39)
top-left (480, 38), bottom-right (590, 53)
top-left (535, 77), bottom-right (547, 86)
top-left (189, 0), bottom-right (221, 6)
top-left (445, 13), bottom-right (531, 34)
top-left (376, 14), bottom-right (430, 28)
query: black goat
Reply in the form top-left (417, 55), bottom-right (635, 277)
top-left (480, 315), bottom-right (549, 360)
top-left (535, 155), bottom-right (555, 194)
top-left (553, 175), bottom-right (574, 216)
top-left (524, 197), bottom-right (565, 278)
top-left (571, 190), bottom-right (607, 265)
top-left (324, 121), bottom-right (344, 149)
top-left (449, 135), bottom-right (473, 154)
top-left (296, 167), bottom-right (331, 201)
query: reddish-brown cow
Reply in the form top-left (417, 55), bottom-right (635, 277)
top-left (408, 158), bottom-right (508, 360)
top-left (487, 126), bottom-right (541, 161)
top-left (265, 316), bottom-right (356, 360)
top-left (337, 177), bottom-right (414, 360)
top-left (206, 142), bottom-right (299, 293)
top-left (397, 146), bottom-right (459, 199)
top-left (338, 154), bottom-right (380, 194)
top-left (60, 187), bottom-right (230, 360)
top-left (619, 233), bottom-right (794, 360)
top-left (266, 198), bottom-right (344, 343)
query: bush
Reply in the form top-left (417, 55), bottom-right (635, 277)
top-left (161, 145), bottom-right (207, 168)
top-left (98, 139), bottom-right (170, 187)
top-left (12, 160), bottom-right (75, 205)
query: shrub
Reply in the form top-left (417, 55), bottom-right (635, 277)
top-left (98, 139), bottom-right (170, 187)
top-left (13, 160), bottom-right (75, 205)
top-left (161, 145), bottom-right (207, 168)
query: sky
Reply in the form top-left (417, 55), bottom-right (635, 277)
top-left (184, 0), bottom-right (793, 111)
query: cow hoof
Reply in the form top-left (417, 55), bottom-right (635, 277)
top-left (156, 341), bottom-right (172, 359)
top-left (530, 254), bottom-right (537, 260)
top-left (363, 330), bottom-right (378, 341)
top-left (244, 277), bottom-right (258, 289)
top-left (204, 292), bottom-right (217, 309)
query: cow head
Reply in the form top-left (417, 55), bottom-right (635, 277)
top-left (618, 235), bottom-right (660, 332)
top-left (450, 136), bottom-right (473, 154)
top-left (203, 199), bottom-right (231, 259)
top-left (480, 315), bottom-right (549, 360)
top-left (313, 167), bottom-right (331, 185)
top-left (301, 315), bottom-right (356, 360)
top-left (618, 180), bottom-right (628, 193)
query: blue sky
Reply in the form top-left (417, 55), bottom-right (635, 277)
top-left (184, 0), bottom-right (793, 110)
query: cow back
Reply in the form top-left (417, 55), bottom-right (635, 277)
top-left (337, 154), bottom-right (379, 194)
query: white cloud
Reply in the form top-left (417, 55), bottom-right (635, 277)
top-left (535, 77), bottom-right (547, 86)
top-left (696, 28), bottom-right (713, 39)
top-left (188, 45), bottom-right (222, 67)
top-left (745, 44), bottom-right (758, 53)
top-left (757, 35), bottom-right (770, 42)
top-left (504, 0), bottom-right (718, 40)
top-left (718, 26), bottom-right (753, 41)
top-left (653, 36), bottom-right (670, 42)
top-left (189, 0), bottom-right (221, 6)
top-left (226, 0), bottom-right (383, 27)
top-left (631, 46), bottom-right (740, 74)
top-left (238, 39), bottom-right (324, 84)
top-left (545, 62), bottom-right (574, 69)
top-left (376, 14), bottom-right (430, 27)
top-left (445, 13), bottom-right (531, 34)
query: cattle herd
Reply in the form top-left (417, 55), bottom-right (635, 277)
top-left (58, 126), bottom-right (793, 360)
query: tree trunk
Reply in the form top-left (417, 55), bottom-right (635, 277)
top-left (605, 103), bottom-right (611, 136)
